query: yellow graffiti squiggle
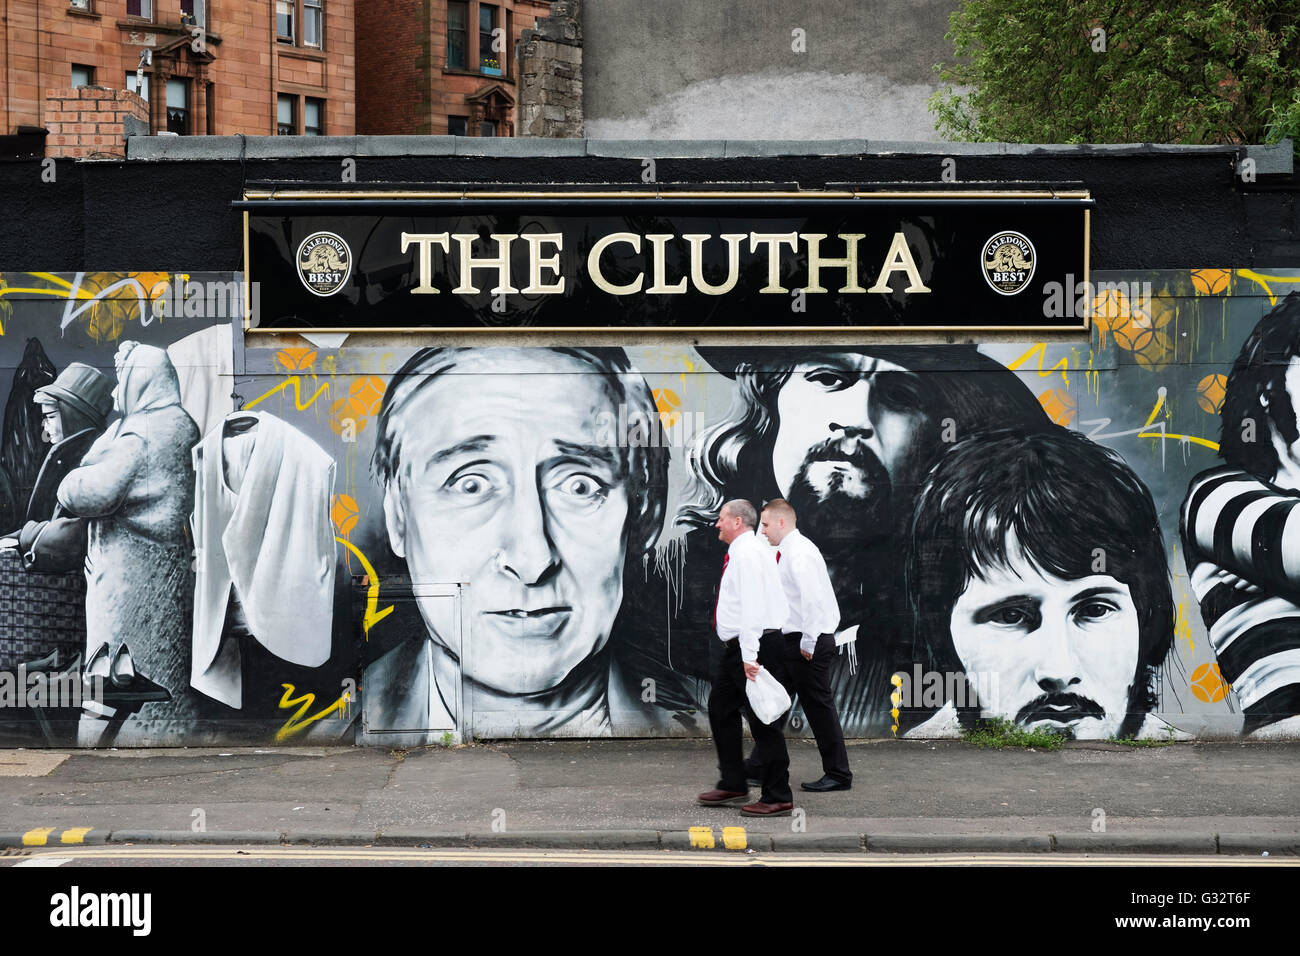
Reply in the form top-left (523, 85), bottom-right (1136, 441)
top-left (1236, 269), bottom-right (1300, 306)
top-left (246, 375), bottom-right (330, 411)
top-left (275, 683), bottom-right (350, 742)
top-left (1007, 343), bottom-right (1069, 387)
top-left (0, 273), bottom-right (101, 336)
top-left (1135, 389), bottom-right (1220, 451)
top-left (335, 536), bottom-right (395, 637)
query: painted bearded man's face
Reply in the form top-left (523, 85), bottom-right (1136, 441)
top-left (772, 353), bottom-right (937, 545)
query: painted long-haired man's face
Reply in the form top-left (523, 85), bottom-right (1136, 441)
top-left (772, 353), bottom-right (935, 543)
top-left (948, 534), bottom-right (1141, 740)
top-left (382, 350), bottom-right (631, 697)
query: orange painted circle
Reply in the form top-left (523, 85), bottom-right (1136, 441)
top-left (347, 376), bottom-right (387, 418)
top-left (1091, 288), bottom-right (1131, 333)
top-left (1037, 387), bottom-right (1077, 426)
top-left (1197, 373), bottom-right (1228, 415)
top-left (1113, 319), bottom-right (1153, 352)
top-left (1191, 269), bottom-right (1230, 295)
top-left (653, 387), bottom-right (682, 428)
top-left (329, 397), bottom-right (369, 436)
top-left (331, 493), bottom-right (360, 535)
top-left (1189, 662), bottom-right (1228, 703)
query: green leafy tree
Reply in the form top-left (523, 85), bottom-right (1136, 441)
top-left (930, 1), bottom-right (1300, 148)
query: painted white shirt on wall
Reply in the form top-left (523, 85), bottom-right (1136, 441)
top-left (190, 410), bottom-right (336, 708)
top-left (714, 529), bottom-right (788, 662)
top-left (775, 528), bottom-right (841, 655)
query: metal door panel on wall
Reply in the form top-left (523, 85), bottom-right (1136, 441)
top-left (359, 584), bottom-right (466, 746)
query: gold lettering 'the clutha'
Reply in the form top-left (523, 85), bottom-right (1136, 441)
top-left (403, 229), bottom-right (933, 297)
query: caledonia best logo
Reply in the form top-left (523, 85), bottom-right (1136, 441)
top-left (297, 231), bottom-right (352, 296)
top-left (982, 230), bottom-right (1035, 295)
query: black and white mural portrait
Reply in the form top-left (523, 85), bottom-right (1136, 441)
top-left (365, 345), bottom-right (675, 741)
top-left (0, 268), bottom-right (1298, 744)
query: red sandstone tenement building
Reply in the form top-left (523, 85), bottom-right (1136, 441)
top-left (0, 0), bottom-right (356, 140)
top-left (356, 0), bottom-right (553, 136)
top-left (0, 0), bottom-right (556, 146)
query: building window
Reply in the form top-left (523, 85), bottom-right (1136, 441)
top-left (479, 3), bottom-right (502, 76)
top-left (68, 0), bottom-right (91, 10)
top-left (448, 115), bottom-right (467, 136)
top-left (447, 2), bottom-right (509, 77)
top-left (126, 71), bottom-right (150, 100)
top-left (181, 0), bottom-right (206, 30)
top-left (277, 94), bottom-right (296, 135)
top-left (166, 78), bottom-right (190, 134)
top-left (479, 118), bottom-right (497, 137)
top-left (304, 0), bottom-right (323, 47)
top-left (304, 97), bottom-right (323, 135)
top-left (278, 1), bottom-right (325, 48)
top-left (447, 1), bottom-right (468, 69)
top-left (126, 0), bottom-right (152, 18)
top-left (70, 65), bottom-right (94, 88)
top-left (276, 0), bottom-right (294, 41)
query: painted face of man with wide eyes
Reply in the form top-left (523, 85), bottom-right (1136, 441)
top-left (947, 537), bottom-right (1141, 739)
top-left (772, 353), bottom-right (935, 543)
top-left (382, 350), bottom-right (630, 698)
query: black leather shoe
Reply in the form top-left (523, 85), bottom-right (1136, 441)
top-left (801, 775), bottom-right (851, 792)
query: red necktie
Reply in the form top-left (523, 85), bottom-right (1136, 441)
top-left (712, 553), bottom-right (730, 631)
top-left (776, 551), bottom-right (782, 563)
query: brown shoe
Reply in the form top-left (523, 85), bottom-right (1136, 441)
top-left (698, 788), bottom-right (749, 806)
top-left (740, 801), bottom-right (794, 816)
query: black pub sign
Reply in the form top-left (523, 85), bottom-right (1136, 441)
top-left (237, 191), bottom-right (1092, 332)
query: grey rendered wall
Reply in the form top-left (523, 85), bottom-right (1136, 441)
top-left (582, 0), bottom-right (959, 140)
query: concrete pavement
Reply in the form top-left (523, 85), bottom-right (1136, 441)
top-left (1, 738), bottom-right (1297, 854)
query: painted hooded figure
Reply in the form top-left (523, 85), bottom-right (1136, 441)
top-left (16, 362), bottom-right (115, 571)
top-left (56, 341), bottom-right (201, 732)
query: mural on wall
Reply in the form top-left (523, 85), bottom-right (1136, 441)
top-left (901, 427), bottom-right (1179, 741)
top-left (0, 268), bottom-right (1298, 744)
top-left (1181, 291), bottom-right (1300, 739)
top-left (365, 345), bottom-right (676, 738)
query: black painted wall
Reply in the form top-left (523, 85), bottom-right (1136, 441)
top-left (0, 149), bottom-right (1295, 272)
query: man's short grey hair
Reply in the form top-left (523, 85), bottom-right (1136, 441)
top-left (722, 498), bottom-right (758, 530)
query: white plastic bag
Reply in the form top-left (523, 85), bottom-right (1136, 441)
top-left (745, 665), bottom-right (792, 725)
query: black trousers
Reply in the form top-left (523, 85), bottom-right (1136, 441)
top-left (746, 633), bottom-right (852, 785)
top-left (708, 631), bottom-right (793, 804)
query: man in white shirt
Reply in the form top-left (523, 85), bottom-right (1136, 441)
top-left (759, 498), bottom-right (852, 791)
top-left (697, 498), bottom-right (794, 816)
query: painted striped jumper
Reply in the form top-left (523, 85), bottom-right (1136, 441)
top-left (1181, 466), bottom-right (1300, 733)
